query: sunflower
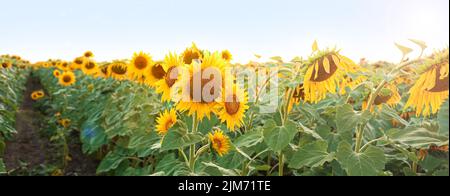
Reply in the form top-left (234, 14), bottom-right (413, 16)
top-left (71, 57), bottom-right (85, 70)
top-left (57, 61), bottom-right (71, 71)
top-left (59, 71), bottom-right (76, 86)
top-left (1, 61), bottom-right (12, 69)
top-left (145, 61), bottom-right (166, 87)
top-left (108, 62), bottom-right (129, 81)
top-left (31, 90), bottom-right (45, 100)
top-left (363, 84), bottom-right (401, 111)
top-left (176, 52), bottom-right (226, 121)
top-left (53, 70), bottom-right (61, 78)
top-left (155, 109), bottom-right (177, 136)
top-left (221, 50), bottom-right (233, 62)
top-left (215, 85), bottom-right (249, 131)
top-left (405, 50), bottom-right (449, 116)
top-left (84, 51), bottom-right (94, 58)
top-left (129, 51), bottom-right (153, 81)
top-left (303, 49), bottom-right (359, 103)
top-left (59, 119), bottom-right (71, 128)
top-left (209, 129), bottom-right (231, 157)
top-left (99, 64), bottom-right (110, 78)
top-left (155, 52), bottom-right (183, 102)
top-left (81, 60), bottom-right (99, 76)
top-left (287, 84), bottom-right (305, 114)
top-left (182, 43), bottom-right (202, 65)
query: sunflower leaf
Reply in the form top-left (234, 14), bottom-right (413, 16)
top-left (160, 126), bottom-right (203, 151)
top-left (263, 119), bottom-right (298, 152)
top-left (336, 141), bottom-right (386, 176)
top-left (395, 43), bottom-right (413, 57)
top-left (409, 39), bottom-right (428, 50)
top-left (289, 140), bottom-right (335, 169)
top-left (438, 100), bottom-right (449, 137)
top-left (0, 159), bottom-right (5, 174)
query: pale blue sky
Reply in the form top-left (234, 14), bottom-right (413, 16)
top-left (1, 0), bottom-right (448, 63)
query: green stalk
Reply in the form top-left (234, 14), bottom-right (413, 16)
top-left (189, 114), bottom-right (199, 172)
top-left (278, 152), bottom-right (284, 176)
top-left (355, 59), bottom-right (422, 152)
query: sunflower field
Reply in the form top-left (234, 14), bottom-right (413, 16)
top-left (0, 41), bottom-right (449, 176)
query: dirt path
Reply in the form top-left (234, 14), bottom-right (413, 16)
top-left (3, 76), bottom-right (52, 174)
top-left (3, 75), bottom-right (98, 176)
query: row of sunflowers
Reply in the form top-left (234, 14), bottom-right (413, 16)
top-left (1, 55), bottom-right (30, 173)
top-left (1, 41), bottom-right (449, 176)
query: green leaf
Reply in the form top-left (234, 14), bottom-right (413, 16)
top-left (336, 104), bottom-right (372, 133)
top-left (96, 151), bottom-right (126, 174)
top-left (0, 158), bottom-right (5, 174)
top-left (438, 100), bottom-right (449, 137)
top-left (380, 104), bottom-right (409, 127)
top-left (263, 119), bottom-right (297, 152)
top-left (336, 142), bottom-right (386, 176)
top-left (409, 39), bottom-right (428, 50)
top-left (160, 127), bottom-right (203, 151)
top-left (289, 141), bottom-right (335, 169)
top-left (203, 162), bottom-right (240, 176)
top-left (387, 127), bottom-right (449, 149)
top-left (395, 43), bottom-right (413, 57)
top-left (234, 129), bottom-right (263, 148)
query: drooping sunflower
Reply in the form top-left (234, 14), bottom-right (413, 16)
top-left (362, 84), bottom-right (401, 111)
top-left (303, 49), bottom-right (359, 103)
top-left (286, 84), bottom-right (305, 114)
top-left (53, 69), bottom-right (61, 78)
top-left (405, 49), bottom-right (449, 117)
top-left (182, 43), bottom-right (202, 65)
top-left (98, 64), bottom-right (109, 78)
top-left (176, 52), bottom-right (226, 121)
top-left (129, 51), bottom-right (153, 81)
top-left (31, 90), bottom-right (45, 100)
top-left (59, 71), bottom-right (76, 86)
top-left (215, 85), bottom-right (249, 131)
top-left (108, 62), bottom-right (129, 81)
top-left (155, 52), bottom-right (183, 102)
top-left (145, 61), bottom-right (166, 87)
top-left (208, 129), bottom-right (231, 157)
top-left (221, 50), bottom-right (233, 62)
top-left (81, 60), bottom-right (99, 76)
top-left (155, 109), bottom-right (177, 136)
top-left (1, 61), bottom-right (12, 69)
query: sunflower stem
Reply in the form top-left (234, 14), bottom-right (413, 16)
top-left (278, 152), bottom-right (284, 176)
top-left (189, 114), bottom-right (199, 172)
top-left (357, 59), bottom-right (423, 153)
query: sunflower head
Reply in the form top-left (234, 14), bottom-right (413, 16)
top-left (57, 61), bottom-right (71, 71)
top-left (82, 60), bottom-right (99, 76)
top-left (182, 43), bottom-right (202, 65)
top-left (108, 61), bottom-right (129, 81)
top-left (59, 71), bottom-right (76, 86)
top-left (1, 61), bottom-right (12, 69)
top-left (216, 85), bottom-right (249, 131)
top-left (363, 84), bottom-right (401, 112)
top-left (221, 50), bottom-right (233, 62)
top-left (176, 52), bottom-right (226, 120)
top-left (155, 52), bottom-right (184, 102)
top-left (59, 119), bottom-right (71, 128)
top-left (156, 109), bottom-right (177, 136)
top-left (71, 57), bottom-right (85, 70)
top-left (303, 48), bottom-right (359, 103)
top-left (208, 129), bottom-right (231, 157)
top-left (130, 52), bottom-right (153, 80)
top-left (405, 49), bottom-right (449, 116)
top-left (31, 90), bottom-right (45, 100)
top-left (53, 70), bottom-right (61, 78)
top-left (84, 51), bottom-right (94, 58)
top-left (145, 60), bottom-right (166, 86)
